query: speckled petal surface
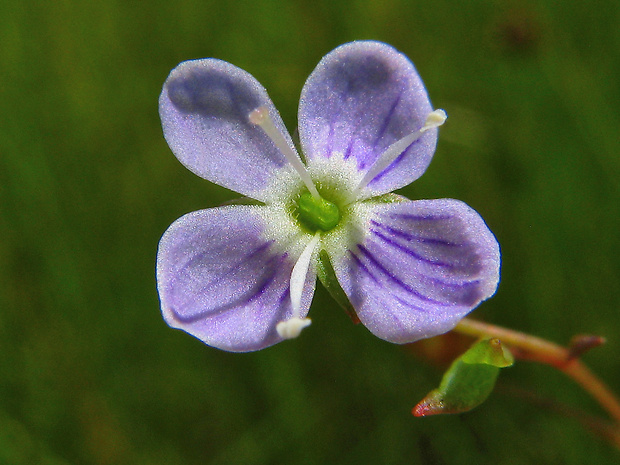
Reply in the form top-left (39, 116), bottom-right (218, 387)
top-left (298, 41), bottom-right (437, 197)
top-left (327, 199), bottom-right (500, 344)
top-left (156, 205), bottom-right (316, 352)
top-left (159, 59), bottom-right (296, 202)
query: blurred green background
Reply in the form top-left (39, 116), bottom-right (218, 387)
top-left (1, 0), bottom-right (619, 463)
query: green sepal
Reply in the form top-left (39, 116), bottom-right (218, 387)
top-left (316, 250), bottom-right (360, 324)
top-left (362, 192), bottom-right (409, 205)
top-left (413, 338), bottom-right (513, 416)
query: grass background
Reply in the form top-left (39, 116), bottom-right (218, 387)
top-left (1, 0), bottom-right (619, 463)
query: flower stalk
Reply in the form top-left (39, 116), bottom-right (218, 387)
top-left (453, 317), bottom-right (620, 445)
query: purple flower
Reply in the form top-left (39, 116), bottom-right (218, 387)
top-left (157, 41), bottom-right (500, 352)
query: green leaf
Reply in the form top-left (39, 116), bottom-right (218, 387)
top-left (413, 338), bottom-right (514, 416)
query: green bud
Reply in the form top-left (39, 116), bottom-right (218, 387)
top-left (413, 338), bottom-right (514, 416)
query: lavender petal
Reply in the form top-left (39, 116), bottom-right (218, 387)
top-left (328, 199), bottom-right (500, 343)
top-left (159, 59), bottom-right (296, 202)
top-left (298, 41), bottom-right (437, 197)
top-left (156, 206), bottom-right (316, 352)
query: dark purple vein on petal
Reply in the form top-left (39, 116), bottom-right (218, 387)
top-left (278, 284), bottom-right (291, 305)
top-left (369, 220), bottom-right (462, 247)
top-left (344, 138), bottom-right (355, 160)
top-left (369, 228), bottom-right (455, 268)
top-left (265, 285), bottom-right (294, 333)
top-left (348, 249), bottom-right (381, 285)
top-left (356, 245), bottom-right (450, 306)
top-left (178, 240), bottom-right (275, 290)
top-left (350, 251), bottom-right (409, 331)
top-left (387, 212), bottom-right (453, 222)
top-left (367, 138), bottom-right (422, 185)
top-left (171, 252), bottom-right (288, 323)
top-left (364, 238), bottom-right (481, 307)
top-left (372, 93), bottom-right (402, 150)
top-left (344, 114), bottom-right (368, 163)
top-left (367, 235), bottom-right (483, 292)
top-left (349, 250), bottom-right (413, 331)
top-left (393, 295), bottom-right (429, 314)
top-left (326, 115), bottom-right (336, 158)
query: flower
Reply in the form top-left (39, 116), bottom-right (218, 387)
top-left (157, 41), bottom-right (500, 352)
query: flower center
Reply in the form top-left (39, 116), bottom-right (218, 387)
top-left (297, 191), bottom-right (340, 232)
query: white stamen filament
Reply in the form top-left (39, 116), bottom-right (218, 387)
top-left (249, 106), bottom-right (320, 199)
top-left (276, 231), bottom-right (321, 340)
top-left (346, 109), bottom-right (447, 203)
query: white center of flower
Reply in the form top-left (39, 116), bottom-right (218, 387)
top-left (250, 107), bottom-right (444, 341)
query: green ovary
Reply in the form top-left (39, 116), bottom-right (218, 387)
top-left (297, 191), bottom-right (340, 232)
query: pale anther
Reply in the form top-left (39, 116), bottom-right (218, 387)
top-left (249, 106), bottom-right (320, 199)
top-left (347, 109), bottom-right (447, 203)
top-left (425, 109), bottom-right (447, 127)
top-left (277, 317), bottom-right (312, 339)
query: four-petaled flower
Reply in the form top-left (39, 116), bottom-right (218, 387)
top-left (156, 41), bottom-right (500, 352)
